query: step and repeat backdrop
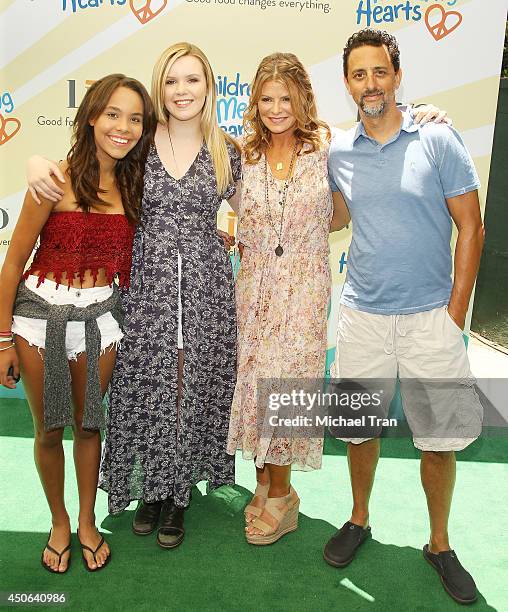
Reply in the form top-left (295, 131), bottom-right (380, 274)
top-left (0, 0), bottom-right (507, 397)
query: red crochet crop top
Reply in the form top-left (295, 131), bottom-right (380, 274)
top-left (25, 211), bottom-right (135, 288)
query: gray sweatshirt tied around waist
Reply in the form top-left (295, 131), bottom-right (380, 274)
top-left (13, 282), bottom-right (124, 432)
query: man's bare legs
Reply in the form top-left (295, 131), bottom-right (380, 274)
top-left (348, 439), bottom-right (380, 528)
top-left (421, 450), bottom-right (455, 553)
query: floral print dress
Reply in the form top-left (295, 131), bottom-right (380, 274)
top-left (226, 143), bottom-right (332, 470)
top-left (99, 142), bottom-right (241, 512)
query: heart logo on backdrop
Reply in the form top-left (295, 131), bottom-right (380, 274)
top-left (425, 4), bottom-right (463, 41)
top-left (0, 114), bottom-right (21, 146)
top-left (129, 0), bottom-right (168, 25)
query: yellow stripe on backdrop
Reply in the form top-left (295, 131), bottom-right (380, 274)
top-left (4, 13), bottom-right (126, 91)
top-left (0, 0), bottom-right (506, 364)
top-left (0, 0), bottom-right (15, 12)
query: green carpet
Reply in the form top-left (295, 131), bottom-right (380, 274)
top-left (1, 398), bottom-right (507, 611)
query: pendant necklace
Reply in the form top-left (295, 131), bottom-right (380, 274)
top-left (264, 141), bottom-right (298, 257)
top-left (274, 147), bottom-right (291, 171)
top-left (168, 127), bottom-right (180, 178)
top-left (167, 125), bottom-right (200, 200)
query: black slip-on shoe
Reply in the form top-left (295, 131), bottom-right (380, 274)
top-left (323, 521), bottom-right (371, 568)
top-left (157, 500), bottom-right (185, 549)
top-left (132, 500), bottom-right (163, 536)
top-left (423, 545), bottom-right (477, 604)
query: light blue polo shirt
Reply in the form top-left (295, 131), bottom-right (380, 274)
top-left (328, 110), bottom-right (480, 315)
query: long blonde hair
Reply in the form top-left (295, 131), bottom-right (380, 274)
top-left (151, 42), bottom-right (239, 194)
top-left (243, 52), bottom-right (330, 164)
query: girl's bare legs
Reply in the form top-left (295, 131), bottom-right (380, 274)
top-left (70, 345), bottom-right (116, 570)
top-left (15, 336), bottom-right (70, 572)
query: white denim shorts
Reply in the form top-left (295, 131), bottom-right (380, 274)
top-left (12, 275), bottom-right (124, 360)
top-left (331, 304), bottom-right (483, 452)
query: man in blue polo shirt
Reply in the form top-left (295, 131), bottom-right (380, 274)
top-left (324, 29), bottom-right (484, 605)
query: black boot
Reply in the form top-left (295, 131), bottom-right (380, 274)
top-left (156, 499), bottom-right (185, 549)
top-left (132, 500), bottom-right (163, 536)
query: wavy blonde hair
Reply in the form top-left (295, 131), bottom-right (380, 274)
top-left (243, 52), bottom-right (330, 165)
top-left (151, 42), bottom-right (239, 194)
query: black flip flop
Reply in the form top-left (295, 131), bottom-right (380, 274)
top-left (40, 529), bottom-right (71, 574)
top-left (77, 530), bottom-right (111, 572)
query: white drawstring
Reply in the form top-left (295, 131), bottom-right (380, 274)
top-left (384, 316), bottom-right (395, 355)
top-left (384, 314), bottom-right (407, 354)
top-left (397, 315), bottom-right (407, 338)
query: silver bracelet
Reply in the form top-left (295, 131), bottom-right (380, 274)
top-left (0, 336), bottom-right (14, 343)
top-left (0, 343), bottom-right (15, 351)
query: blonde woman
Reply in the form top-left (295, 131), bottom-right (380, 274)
top-left (27, 43), bottom-right (242, 549)
top-left (226, 53), bottom-right (447, 545)
top-left (101, 43), bottom-right (241, 548)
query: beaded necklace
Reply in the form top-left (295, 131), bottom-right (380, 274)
top-left (264, 142), bottom-right (298, 257)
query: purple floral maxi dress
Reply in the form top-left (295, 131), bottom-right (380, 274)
top-left (100, 142), bottom-right (241, 512)
top-left (227, 143), bottom-right (332, 471)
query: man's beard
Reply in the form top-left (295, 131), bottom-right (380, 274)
top-left (359, 90), bottom-right (386, 117)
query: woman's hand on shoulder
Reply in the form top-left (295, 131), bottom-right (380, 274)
top-left (27, 156), bottom-right (66, 204)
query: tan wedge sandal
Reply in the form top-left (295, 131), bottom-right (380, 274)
top-left (244, 482), bottom-right (270, 524)
top-left (246, 487), bottom-right (300, 545)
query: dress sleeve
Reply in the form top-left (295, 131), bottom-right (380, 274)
top-left (223, 142), bottom-right (242, 200)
